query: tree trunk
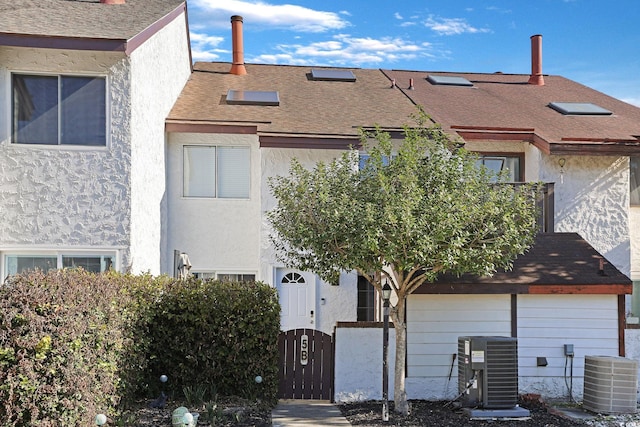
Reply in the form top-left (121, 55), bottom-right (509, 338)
top-left (391, 297), bottom-right (409, 415)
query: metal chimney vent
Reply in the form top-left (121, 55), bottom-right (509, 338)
top-left (583, 356), bottom-right (638, 414)
top-left (458, 336), bottom-right (519, 409)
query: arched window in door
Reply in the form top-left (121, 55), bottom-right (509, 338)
top-left (282, 272), bottom-right (306, 284)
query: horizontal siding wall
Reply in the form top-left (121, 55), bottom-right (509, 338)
top-left (406, 294), bottom-right (511, 399)
top-left (517, 294), bottom-right (619, 399)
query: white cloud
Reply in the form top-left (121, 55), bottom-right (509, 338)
top-left (248, 34), bottom-right (434, 67)
top-left (190, 0), bottom-right (349, 33)
top-left (394, 12), bottom-right (403, 20)
top-left (190, 32), bottom-right (226, 62)
top-left (424, 15), bottom-right (490, 35)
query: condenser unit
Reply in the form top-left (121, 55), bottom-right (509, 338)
top-left (583, 356), bottom-right (638, 414)
top-left (458, 336), bottom-right (519, 409)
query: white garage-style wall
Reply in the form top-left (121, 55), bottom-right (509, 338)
top-left (405, 294), bottom-right (512, 400)
top-left (517, 294), bottom-right (619, 399)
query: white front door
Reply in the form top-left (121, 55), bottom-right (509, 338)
top-left (276, 269), bottom-right (316, 331)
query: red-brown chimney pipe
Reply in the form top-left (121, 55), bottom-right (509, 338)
top-left (230, 15), bottom-right (247, 75)
top-left (528, 34), bottom-right (544, 86)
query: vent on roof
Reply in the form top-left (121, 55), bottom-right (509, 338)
top-left (226, 89), bottom-right (280, 106)
top-left (310, 69), bottom-right (356, 82)
top-left (427, 75), bottom-right (473, 87)
top-left (548, 102), bottom-right (612, 116)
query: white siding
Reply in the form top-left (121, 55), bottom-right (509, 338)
top-left (165, 133), bottom-right (261, 276)
top-left (260, 147), bottom-right (358, 332)
top-left (517, 294), bottom-right (619, 399)
top-left (406, 294), bottom-right (511, 399)
top-left (130, 12), bottom-right (191, 274)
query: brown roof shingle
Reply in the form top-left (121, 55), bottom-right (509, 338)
top-left (0, 0), bottom-right (184, 49)
top-left (383, 70), bottom-right (640, 155)
top-left (415, 233), bottom-right (632, 295)
top-left (167, 62), bottom-right (419, 140)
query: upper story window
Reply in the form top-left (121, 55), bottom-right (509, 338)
top-left (183, 145), bottom-right (250, 199)
top-left (475, 154), bottom-right (522, 182)
top-left (12, 74), bottom-right (107, 146)
top-left (631, 157), bottom-right (640, 206)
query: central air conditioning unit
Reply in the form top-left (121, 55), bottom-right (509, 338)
top-left (458, 336), bottom-right (519, 409)
top-left (583, 356), bottom-right (638, 414)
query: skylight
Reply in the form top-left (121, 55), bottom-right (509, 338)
top-left (548, 102), bottom-right (612, 116)
top-left (427, 75), bottom-right (473, 87)
top-left (310, 69), bottom-right (356, 82)
top-left (226, 89), bottom-right (280, 106)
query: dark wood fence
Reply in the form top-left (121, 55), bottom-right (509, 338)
top-left (278, 328), bottom-right (333, 400)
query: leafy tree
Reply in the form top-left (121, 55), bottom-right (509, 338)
top-left (267, 111), bottom-right (539, 415)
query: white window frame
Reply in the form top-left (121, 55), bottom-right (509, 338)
top-left (183, 145), bottom-right (251, 199)
top-left (631, 157), bottom-right (640, 207)
top-left (9, 71), bottom-right (109, 149)
top-left (2, 249), bottom-right (119, 280)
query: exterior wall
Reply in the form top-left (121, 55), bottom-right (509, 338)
top-left (518, 295), bottom-right (619, 400)
top-left (405, 294), bottom-right (511, 400)
top-left (130, 13), bottom-right (191, 274)
top-left (260, 147), bottom-right (358, 332)
top-left (631, 207), bottom-right (640, 282)
top-left (540, 154), bottom-right (630, 277)
top-left (165, 133), bottom-right (261, 276)
top-left (624, 329), bottom-right (640, 386)
top-left (334, 294), bottom-right (621, 402)
top-left (0, 47), bottom-right (132, 274)
top-left (334, 325), bottom-right (396, 402)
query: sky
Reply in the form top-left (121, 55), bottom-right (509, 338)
top-left (186, 0), bottom-right (640, 107)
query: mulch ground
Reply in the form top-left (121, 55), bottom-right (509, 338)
top-left (338, 400), bottom-right (583, 427)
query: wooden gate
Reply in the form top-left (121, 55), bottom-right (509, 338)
top-left (278, 328), bottom-right (333, 400)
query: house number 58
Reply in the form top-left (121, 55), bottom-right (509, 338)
top-left (300, 335), bottom-right (309, 366)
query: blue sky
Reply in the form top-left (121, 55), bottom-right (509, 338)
top-left (186, 0), bottom-right (640, 106)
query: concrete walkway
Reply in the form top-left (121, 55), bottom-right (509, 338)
top-left (272, 400), bottom-right (351, 426)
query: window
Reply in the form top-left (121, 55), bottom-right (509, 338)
top-left (5, 253), bottom-right (114, 277)
top-left (12, 74), bottom-right (106, 146)
top-left (218, 273), bottom-right (256, 282)
top-left (475, 154), bottom-right (522, 182)
top-left (631, 157), bottom-right (640, 206)
top-left (183, 145), bottom-right (250, 198)
top-left (282, 272), bottom-right (305, 284)
top-left (357, 275), bottom-right (376, 321)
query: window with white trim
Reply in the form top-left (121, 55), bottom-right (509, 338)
top-left (475, 154), bottom-right (522, 182)
top-left (183, 145), bottom-right (250, 198)
top-left (12, 73), bottom-right (106, 146)
top-left (631, 157), bottom-right (640, 206)
top-left (4, 253), bottom-right (115, 277)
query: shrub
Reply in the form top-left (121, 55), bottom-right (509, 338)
top-left (0, 272), bottom-right (281, 424)
top-left (146, 279), bottom-right (281, 405)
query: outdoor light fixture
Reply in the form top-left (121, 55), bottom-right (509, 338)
top-left (382, 282), bottom-right (392, 302)
top-left (558, 158), bottom-right (566, 184)
top-left (382, 279), bottom-right (392, 422)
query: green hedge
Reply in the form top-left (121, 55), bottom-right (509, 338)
top-left (145, 278), bottom-right (281, 403)
top-left (0, 270), bottom-right (280, 426)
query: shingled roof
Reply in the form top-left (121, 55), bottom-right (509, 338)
top-left (415, 233), bottom-right (632, 295)
top-left (166, 62), bottom-right (418, 148)
top-left (383, 69), bottom-right (640, 156)
top-left (0, 0), bottom-right (185, 54)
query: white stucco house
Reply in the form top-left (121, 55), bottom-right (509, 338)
top-left (0, 0), bottom-right (192, 277)
top-left (3, 3), bottom-right (640, 403)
